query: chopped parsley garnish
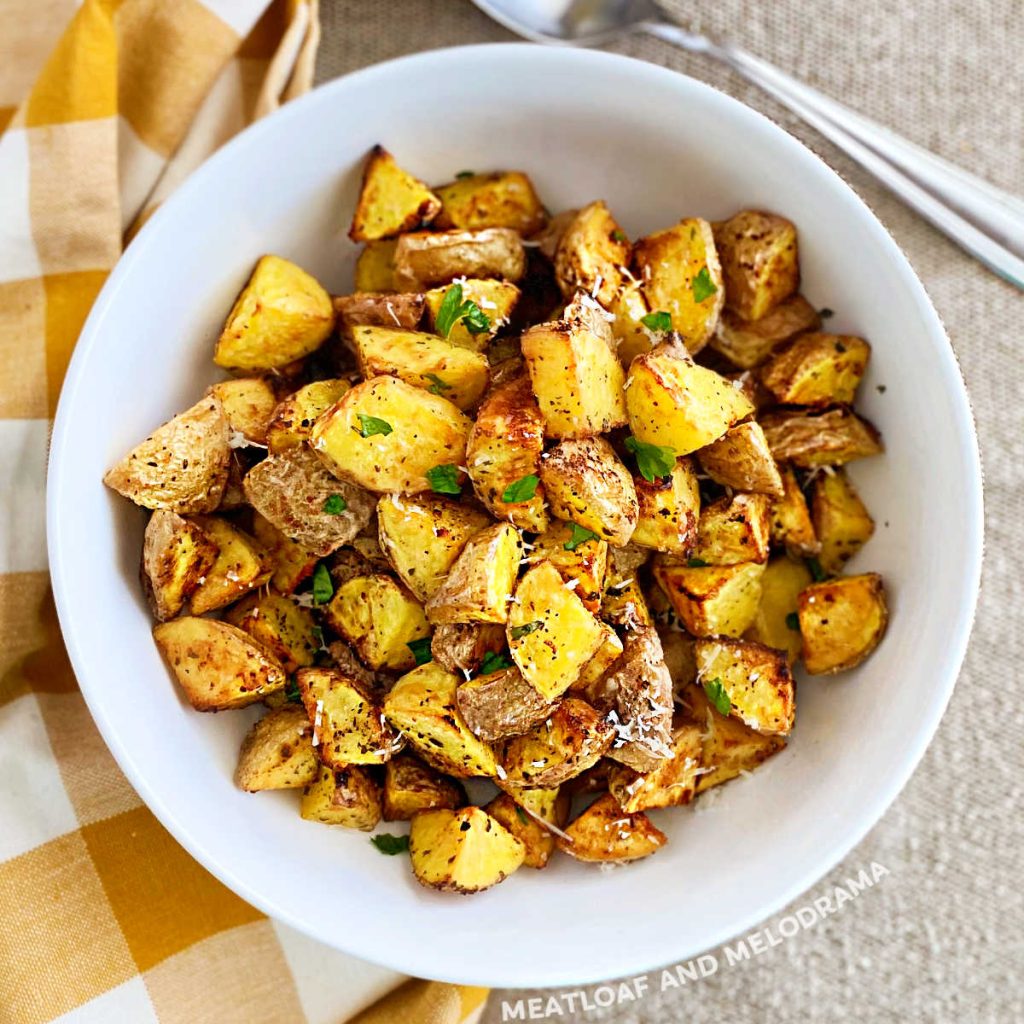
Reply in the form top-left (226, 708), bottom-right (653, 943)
top-left (407, 637), bottom-right (433, 666)
top-left (370, 834), bottom-right (410, 855)
top-left (611, 229), bottom-right (627, 243)
top-left (515, 805), bottom-right (530, 825)
top-left (284, 678), bottom-right (302, 704)
top-left (785, 612), bottom-right (801, 631)
top-left (510, 620), bottom-right (542, 641)
top-left (640, 310), bottom-right (672, 333)
top-left (501, 473), bottom-right (539, 503)
top-left (424, 373), bottom-right (452, 395)
top-left (435, 283), bottom-right (491, 339)
top-left (687, 557), bottom-right (710, 568)
top-left (704, 677), bottom-right (731, 716)
top-left (692, 266), bottom-right (718, 303)
top-left (322, 494), bottom-right (347, 515)
top-left (479, 650), bottom-right (513, 674)
top-left (624, 435), bottom-right (676, 482)
top-left (807, 557), bottom-right (829, 582)
top-left (311, 563), bottom-right (334, 605)
top-left (564, 522), bottom-right (598, 551)
top-left (455, 170), bottom-right (475, 179)
top-left (357, 413), bottom-right (392, 437)
top-left (426, 463), bottom-right (462, 495)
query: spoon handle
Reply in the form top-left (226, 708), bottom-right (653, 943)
top-left (644, 20), bottom-right (1024, 290)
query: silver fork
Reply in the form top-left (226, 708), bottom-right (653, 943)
top-left (473, 0), bottom-right (1024, 290)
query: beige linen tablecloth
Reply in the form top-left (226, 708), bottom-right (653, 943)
top-left (319, 2), bottom-right (1022, 1021)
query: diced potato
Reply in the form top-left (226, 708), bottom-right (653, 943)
top-left (521, 292), bottom-right (627, 439)
top-left (153, 617), bottom-right (286, 710)
top-left (658, 628), bottom-right (697, 698)
top-left (760, 406), bottom-right (883, 468)
top-left (713, 210), bottom-right (799, 321)
top-left (625, 341), bottom-right (754, 455)
top-left (348, 145), bottom-right (441, 241)
top-left (354, 240), bottom-right (398, 292)
top-left (431, 622), bottom-right (506, 676)
top-left (631, 460), bottom-right (701, 555)
top-left (634, 217), bottom-right (724, 353)
top-left (348, 325), bottom-right (489, 410)
top-left (325, 573), bottom-right (430, 671)
top-left (484, 790), bottom-right (569, 870)
top-left (235, 706), bottom-right (318, 792)
top-left (653, 560), bottom-right (765, 637)
top-left (466, 373), bottom-right (549, 531)
top-left (745, 556), bottom-right (813, 662)
top-left (693, 492), bottom-right (772, 566)
top-left (266, 379), bottom-right (350, 454)
top-left (710, 293), bottom-right (821, 369)
top-left (382, 754), bottom-right (466, 821)
top-left (243, 447), bottom-right (375, 558)
top-left (456, 667), bottom-right (558, 742)
top-left (553, 200), bottom-right (629, 305)
top-left (810, 469), bottom-right (875, 574)
top-left (409, 806), bottom-right (525, 892)
top-left (310, 376), bottom-right (471, 494)
top-left (508, 561), bottom-right (608, 700)
top-left (393, 228), bottom-right (525, 290)
top-left (540, 437), bottom-right (638, 546)
top-left (608, 719), bottom-right (704, 812)
top-left (214, 255), bottom-right (334, 371)
top-left (601, 548), bottom-right (653, 630)
top-left (209, 377), bottom-right (277, 445)
top-left (333, 291), bottom-right (425, 333)
top-left (424, 279), bottom-right (521, 350)
top-left (434, 171), bottom-right (547, 235)
top-left (300, 764), bottom-right (382, 830)
top-left (424, 523), bottom-right (523, 625)
top-left (251, 513), bottom-right (319, 594)
top-left (104, 396), bottom-right (231, 513)
top-left (761, 333), bottom-right (871, 406)
top-left (225, 591), bottom-right (319, 673)
top-left (535, 207), bottom-right (577, 261)
top-left (501, 698), bottom-right (615, 788)
top-left (526, 520), bottom-right (608, 615)
top-left (769, 465), bottom-right (820, 558)
top-left (574, 621), bottom-right (625, 693)
top-left (188, 516), bottom-right (273, 614)
top-left (609, 279), bottom-right (653, 366)
top-left (377, 494), bottom-right (489, 602)
top-left (383, 662), bottom-right (499, 777)
top-left (141, 510), bottom-right (218, 621)
top-left (798, 573), bottom-right (888, 674)
top-left (697, 421), bottom-right (784, 497)
top-left (556, 792), bottom-right (666, 863)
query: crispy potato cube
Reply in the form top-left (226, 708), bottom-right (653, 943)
top-left (456, 667), bottom-right (558, 742)
top-left (697, 421), bottom-right (784, 497)
top-left (348, 325), bottom-right (489, 411)
top-left (601, 562), bottom-right (653, 631)
top-left (693, 493), bottom-right (772, 566)
top-left (235, 706), bottom-right (318, 792)
top-left (521, 293), bottom-right (627, 439)
top-left (354, 240), bottom-right (398, 292)
top-left (798, 573), bottom-right (888, 674)
top-left (484, 790), bottom-right (569, 869)
top-left (382, 754), bottom-right (466, 821)
top-left (574, 621), bottom-right (625, 693)
top-left (153, 617), bottom-right (286, 710)
top-left (769, 465), bottom-right (820, 558)
top-left (713, 210), bottom-right (799, 321)
top-left (625, 341), bottom-right (754, 455)
top-left (300, 764), bottom-right (381, 830)
top-left (508, 561), bottom-right (608, 700)
top-left (141, 510), bottom-right (218, 621)
top-left (431, 622), bottom-right (506, 676)
top-left (410, 806), bottom-right (524, 892)
top-left (653, 560), bottom-right (765, 637)
top-left (348, 145), bottom-right (441, 241)
top-left (209, 377), bottom-right (277, 445)
top-left (225, 591), bottom-right (319, 673)
top-left (188, 516), bottom-right (272, 614)
top-left (325, 573), bottom-right (430, 671)
top-left (608, 719), bottom-right (704, 812)
top-left (526, 520), bottom-right (608, 615)
top-left (466, 374), bottom-right (549, 532)
top-left (424, 523), bottom-right (523, 625)
top-left (634, 217), bottom-right (724, 353)
top-left (251, 513), bottom-right (319, 594)
top-left (384, 662), bottom-right (499, 777)
top-left (377, 494), bottom-right (489, 603)
top-left (333, 291), bottom-right (425, 333)
top-left (434, 171), bottom-right (547, 235)
top-left (104, 396), bottom-right (231, 513)
top-left (761, 333), bottom-right (871, 406)
top-left (557, 793), bottom-right (666, 863)
top-left (631, 460), bottom-right (701, 555)
top-left (310, 376), bottom-right (471, 494)
top-left (760, 406), bottom-right (883, 468)
top-left (745, 556), bottom-right (813, 663)
top-left (393, 228), bottom-right (526, 290)
top-left (425, 278), bottom-right (520, 351)
top-left (214, 255), bottom-right (333, 370)
top-left (710, 293), bottom-right (821, 369)
top-left (553, 200), bottom-right (629, 305)
top-left (810, 469), bottom-right (875, 574)
top-left (501, 699), bottom-right (615, 788)
top-left (266, 379), bottom-right (350, 454)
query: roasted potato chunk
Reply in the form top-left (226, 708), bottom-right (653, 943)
top-left (609, 279), bottom-right (653, 366)
top-left (141, 510), bottom-right (218, 621)
top-left (235, 706), bottom-right (318, 792)
top-left (300, 764), bottom-right (381, 830)
top-left (354, 240), bottom-right (398, 292)
top-left (526, 520), bottom-right (608, 615)
top-left (653, 560), bottom-right (765, 638)
top-left (153, 617), bottom-right (286, 710)
top-left (466, 374), bottom-right (549, 532)
top-left (424, 278), bottom-right (521, 350)
top-left (265, 379), bottom-right (350, 454)
top-left (225, 591), bottom-right (319, 673)
top-left (625, 341), bottom-right (754, 455)
top-left (630, 460), bottom-right (701, 555)
top-left (521, 293), bottom-right (627, 439)
top-left (608, 718), bottom-right (704, 812)
top-left (634, 217), bottom-right (724, 353)
top-left (553, 200), bottom-right (629, 305)
top-left (377, 493), bottom-right (490, 602)
top-left (325, 573), bottom-right (430, 671)
top-left (188, 516), bottom-right (273, 614)
top-left (798, 573), bottom-right (888, 674)
top-left (810, 469), bottom-right (875, 574)
top-left (434, 171), bottom-right (547, 235)
top-left (760, 406), bottom-right (883, 468)
top-left (540, 437), bottom-right (639, 546)
top-left (251, 513), bottom-right (319, 594)
top-left (484, 789), bottom-right (570, 869)
top-left (693, 493), bottom-right (772, 566)
top-left (214, 255), bottom-right (334, 371)
top-left (575, 621), bottom-right (625, 692)
top-left (601, 548), bottom-right (653, 630)
top-left (658, 628), bottom-right (697, 698)
top-left (393, 228), bottom-right (526, 290)
top-left (348, 145), bottom-right (441, 241)
top-left (431, 622), bottom-right (506, 676)
top-left (710, 293), bottom-right (821, 369)
top-left (382, 754), bottom-right (466, 821)
top-left (769, 465), bottom-right (820, 558)
top-left (456, 666), bottom-right (558, 742)
top-left (209, 377), bottom-right (277, 446)
top-left (333, 291), bottom-right (425, 333)
top-left (713, 210), bottom-right (799, 321)
top-left (745, 556), bottom-right (813, 662)
top-left (104, 396), bottom-right (231, 513)
top-left (409, 806), bottom-right (525, 893)
top-left (761, 333), bottom-right (870, 406)
top-left (697, 421), bottom-right (784, 497)
top-left (310, 376), bottom-right (471, 494)
top-left (383, 662), bottom-right (499, 777)
top-left (557, 793), bottom-right (666, 863)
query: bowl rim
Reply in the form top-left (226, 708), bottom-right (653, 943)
top-left (47, 42), bottom-right (984, 988)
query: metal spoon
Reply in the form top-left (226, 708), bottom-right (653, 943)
top-left (473, 0), bottom-right (1024, 290)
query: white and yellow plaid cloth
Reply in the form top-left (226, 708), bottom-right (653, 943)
top-left (0, 2), bottom-right (487, 1021)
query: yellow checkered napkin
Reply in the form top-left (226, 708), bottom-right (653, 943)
top-left (0, 2), bottom-right (488, 1021)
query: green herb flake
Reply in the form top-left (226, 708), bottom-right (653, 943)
top-left (434, 283), bottom-right (492, 339)
top-left (407, 637), bottom-right (433, 666)
top-left (611, 229), bottom-right (627, 243)
top-left (322, 494), bottom-right (347, 515)
top-left (624, 435), bottom-right (676, 482)
top-left (785, 612), bottom-right (801, 631)
top-left (564, 522), bottom-right (598, 551)
top-left (640, 310), bottom-right (672, 333)
top-left (479, 650), bottom-right (513, 675)
top-left (370, 833), bottom-right (410, 855)
top-left (311, 563), bottom-right (334, 605)
top-left (510, 620), bottom-right (543, 641)
top-left (704, 677), bottom-right (731, 716)
top-left (424, 372), bottom-right (452, 396)
top-left (425, 463), bottom-right (462, 495)
top-left (501, 474), bottom-right (539, 504)
top-left (687, 557), bottom-right (710, 568)
top-left (807, 557), bottom-right (829, 583)
top-left (455, 170), bottom-right (475, 180)
top-left (284, 678), bottom-right (302, 704)
top-left (357, 413), bottom-right (393, 438)
top-left (692, 266), bottom-right (718, 303)
top-left (515, 805), bottom-right (530, 825)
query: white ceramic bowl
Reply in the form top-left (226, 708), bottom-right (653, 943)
top-left (48, 44), bottom-right (982, 988)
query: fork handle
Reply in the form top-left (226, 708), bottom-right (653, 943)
top-left (644, 20), bottom-right (1024, 290)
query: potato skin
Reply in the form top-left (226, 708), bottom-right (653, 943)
top-left (430, 622), bottom-right (506, 676)
top-left (760, 406), bottom-right (883, 468)
top-left (798, 573), bottom-right (888, 674)
top-left (235, 706), bottom-right (318, 792)
top-left (333, 291), bottom-right (425, 332)
top-left (348, 145), bottom-right (440, 242)
top-left (710, 293), bottom-right (821, 369)
top-left (761, 332), bottom-right (870, 406)
top-left (393, 228), bottom-right (525, 290)
top-left (456, 667), bottom-right (558, 742)
top-left (713, 210), bottom-right (799, 321)
top-left (696, 421), bottom-right (784, 497)
top-left (556, 793), bottom-right (666, 863)
top-left (382, 754), bottom-right (466, 821)
top-left (141, 510), bottom-right (218, 621)
top-left (434, 171), bottom-right (547, 235)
